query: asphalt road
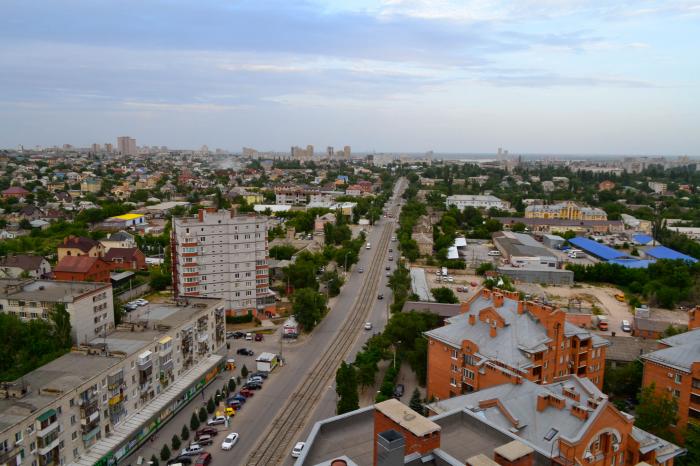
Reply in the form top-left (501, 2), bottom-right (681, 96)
top-left (126, 180), bottom-right (406, 466)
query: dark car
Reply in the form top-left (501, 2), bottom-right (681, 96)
top-left (236, 348), bottom-right (254, 356)
top-left (254, 333), bottom-right (264, 342)
top-left (251, 371), bottom-right (268, 379)
top-left (393, 384), bottom-right (405, 398)
top-left (194, 435), bottom-right (213, 446)
top-left (232, 331), bottom-right (245, 339)
top-left (195, 427), bottom-right (219, 438)
top-left (230, 394), bottom-right (247, 403)
top-left (243, 382), bottom-right (262, 390)
top-left (377, 294), bottom-right (384, 300)
top-left (195, 452), bottom-right (212, 466)
top-left (385, 266), bottom-right (390, 271)
top-left (239, 388), bottom-right (255, 397)
top-left (168, 457), bottom-right (193, 466)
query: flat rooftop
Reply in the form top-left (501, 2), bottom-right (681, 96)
top-left (0, 297), bottom-right (222, 435)
top-left (0, 278), bottom-right (110, 303)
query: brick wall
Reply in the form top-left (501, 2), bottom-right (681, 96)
top-left (372, 409), bottom-right (441, 466)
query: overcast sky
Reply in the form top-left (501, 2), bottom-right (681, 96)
top-left (1, 0), bottom-right (699, 154)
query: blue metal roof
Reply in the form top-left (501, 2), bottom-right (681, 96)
top-left (632, 234), bottom-right (653, 245)
top-left (608, 259), bottom-right (655, 269)
top-left (644, 245), bottom-right (698, 263)
top-left (568, 237), bottom-right (627, 261)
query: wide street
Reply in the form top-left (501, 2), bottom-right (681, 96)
top-left (126, 179), bottom-right (406, 466)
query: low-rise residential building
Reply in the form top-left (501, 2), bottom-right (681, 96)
top-left (57, 236), bottom-right (105, 261)
top-left (80, 178), bottom-right (101, 194)
top-left (0, 254), bottom-right (52, 278)
top-left (641, 308), bottom-right (700, 434)
top-left (103, 247), bottom-right (146, 271)
top-left (648, 181), bottom-right (668, 194)
top-left (296, 379), bottom-right (682, 466)
top-left (425, 288), bottom-right (608, 401)
top-left (0, 278), bottom-right (113, 343)
top-left (54, 256), bottom-right (112, 283)
top-left (445, 195), bottom-right (509, 211)
top-left (599, 180), bottom-right (616, 191)
top-left (100, 231), bottom-right (136, 251)
top-left (1, 186), bottom-right (30, 199)
top-left (525, 201), bottom-right (607, 221)
top-left (0, 298), bottom-right (225, 466)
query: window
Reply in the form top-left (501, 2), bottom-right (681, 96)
top-left (451, 364), bottom-right (458, 372)
top-left (463, 369), bottom-right (475, 380)
top-left (15, 431), bottom-right (22, 443)
top-left (673, 389), bottom-right (681, 398)
top-left (463, 354), bottom-right (476, 365)
top-left (70, 415), bottom-right (76, 425)
top-left (675, 374), bottom-right (682, 384)
top-left (450, 349), bottom-right (458, 360)
top-left (450, 377), bottom-right (456, 387)
top-left (71, 432), bottom-right (77, 441)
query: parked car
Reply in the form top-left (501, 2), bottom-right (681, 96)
top-left (621, 320), bottom-right (632, 332)
top-left (228, 400), bottom-right (242, 410)
top-left (195, 435), bottom-right (213, 446)
top-left (196, 427), bottom-right (219, 438)
top-left (389, 248), bottom-right (393, 252)
top-left (385, 266), bottom-right (390, 271)
top-left (358, 267), bottom-right (364, 273)
top-left (236, 348), bottom-right (254, 356)
top-left (243, 382), bottom-right (262, 390)
top-left (226, 331), bottom-right (235, 339)
top-left (251, 371), bottom-right (268, 379)
top-left (135, 299), bottom-right (149, 306)
top-left (386, 272), bottom-right (390, 277)
top-left (364, 322), bottom-right (372, 330)
top-left (231, 331), bottom-right (245, 339)
top-left (393, 384), bottom-right (405, 398)
top-left (245, 333), bottom-right (253, 341)
top-left (221, 433), bottom-right (239, 451)
top-left (195, 452), bottom-right (212, 466)
top-left (487, 250), bottom-right (501, 256)
top-left (291, 442), bottom-right (306, 458)
top-left (239, 388), bottom-right (255, 397)
top-left (456, 286), bottom-right (464, 292)
top-left (388, 256), bottom-right (393, 261)
top-left (207, 416), bottom-right (226, 426)
top-left (180, 445), bottom-right (203, 457)
top-left (247, 376), bottom-right (263, 385)
top-left (229, 394), bottom-right (246, 404)
top-left (377, 293), bottom-right (384, 300)
top-left (254, 333), bottom-right (264, 342)
top-left (123, 303), bottom-right (138, 312)
top-left (168, 457), bottom-right (193, 465)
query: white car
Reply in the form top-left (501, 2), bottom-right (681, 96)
top-left (245, 333), bottom-right (253, 341)
top-left (135, 299), bottom-right (149, 306)
top-left (487, 250), bottom-right (501, 257)
top-left (364, 322), bottom-right (372, 331)
top-left (621, 320), bottom-right (632, 332)
top-left (291, 442), bottom-right (306, 458)
top-left (180, 444), bottom-right (203, 456)
top-left (221, 433), bottom-right (239, 450)
top-left (207, 416), bottom-right (226, 426)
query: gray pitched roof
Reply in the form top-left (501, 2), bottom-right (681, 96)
top-left (658, 328), bottom-right (700, 347)
top-left (107, 230), bottom-right (134, 242)
top-left (425, 295), bottom-right (551, 372)
top-left (641, 340), bottom-right (700, 372)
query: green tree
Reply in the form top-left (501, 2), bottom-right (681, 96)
top-left (18, 219), bottom-right (33, 230)
top-left (171, 434), bottom-right (181, 450)
top-left (431, 287), bottom-right (459, 304)
top-left (603, 360), bottom-right (643, 402)
top-left (190, 412), bottom-right (200, 430)
top-left (292, 287), bottom-right (327, 331)
top-left (635, 383), bottom-right (678, 441)
top-left (198, 406), bottom-right (208, 422)
top-left (241, 364), bottom-right (249, 378)
top-left (159, 444), bottom-right (171, 461)
top-left (678, 422), bottom-right (700, 466)
top-left (150, 455), bottom-right (159, 466)
top-left (335, 361), bottom-right (359, 414)
top-left (149, 269), bottom-right (171, 291)
top-left (476, 262), bottom-right (494, 275)
top-left (510, 222), bottom-right (527, 232)
top-left (181, 425), bottom-right (189, 441)
top-left (49, 303), bottom-right (72, 348)
top-left (228, 378), bottom-right (236, 392)
top-left (207, 397), bottom-right (215, 414)
top-left (269, 244), bottom-right (297, 260)
top-left (409, 388), bottom-right (423, 415)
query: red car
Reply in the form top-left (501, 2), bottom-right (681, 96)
top-left (239, 388), bottom-right (255, 397)
top-left (195, 427), bottom-right (218, 438)
top-left (195, 453), bottom-right (212, 466)
top-left (254, 333), bottom-right (264, 342)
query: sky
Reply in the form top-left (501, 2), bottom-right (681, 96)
top-left (1, 0), bottom-right (699, 155)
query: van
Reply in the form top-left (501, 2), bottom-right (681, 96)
top-left (366, 242), bottom-right (371, 250)
top-left (487, 250), bottom-right (501, 257)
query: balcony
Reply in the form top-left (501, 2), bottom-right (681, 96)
top-left (82, 425), bottom-right (101, 442)
top-left (139, 381), bottom-right (152, 393)
top-left (80, 410), bottom-right (100, 425)
top-left (137, 351), bottom-right (153, 370)
top-left (0, 444), bottom-right (22, 465)
top-left (37, 437), bottom-right (60, 456)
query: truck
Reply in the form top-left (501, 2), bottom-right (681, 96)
top-left (441, 267), bottom-right (448, 277)
top-left (593, 315), bottom-right (609, 331)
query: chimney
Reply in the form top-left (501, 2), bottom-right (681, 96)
top-left (690, 306), bottom-right (700, 330)
top-left (230, 204), bottom-right (239, 217)
top-left (493, 440), bottom-right (535, 466)
top-left (570, 404), bottom-right (590, 421)
top-left (481, 288), bottom-right (491, 299)
top-left (469, 314), bottom-right (476, 326)
top-left (466, 454), bottom-right (499, 466)
top-left (376, 430), bottom-right (405, 466)
top-left (198, 209), bottom-right (205, 222)
top-left (490, 322), bottom-right (497, 338)
top-left (493, 292), bottom-right (504, 308)
top-left (517, 301), bottom-right (525, 314)
top-left (536, 393), bottom-right (548, 412)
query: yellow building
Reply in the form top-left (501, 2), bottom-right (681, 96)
top-left (80, 178), bottom-right (101, 194)
top-left (243, 193), bottom-right (264, 205)
top-left (525, 201), bottom-right (607, 221)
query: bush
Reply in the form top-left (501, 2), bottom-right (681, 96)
top-left (207, 397), bottom-right (215, 414)
top-left (241, 365), bottom-right (249, 378)
top-left (198, 406), bottom-right (208, 422)
top-left (225, 311), bottom-right (253, 325)
top-left (150, 455), bottom-right (159, 466)
top-left (228, 378), bottom-right (236, 392)
top-left (160, 445), bottom-right (171, 461)
top-left (181, 425), bottom-right (189, 441)
top-left (171, 434), bottom-right (181, 450)
top-left (190, 412), bottom-right (200, 430)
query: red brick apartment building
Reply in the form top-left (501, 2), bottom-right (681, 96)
top-left (53, 256), bottom-right (111, 282)
top-left (641, 307), bottom-right (700, 437)
top-left (425, 287), bottom-right (609, 400)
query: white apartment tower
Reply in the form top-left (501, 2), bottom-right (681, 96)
top-left (171, 208), bottom-right (275, 317)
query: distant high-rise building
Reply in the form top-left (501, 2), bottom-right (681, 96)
top-left (91, 143), bottom-right (101, 152)
top-left (200, 145), bottom-right (209, 154)
top-left (104, 143), bottom-right (113, 153)
top-left (343, 145), bottom-right (351, 159)
top-left (306, 145), bottom-right (314, 159)
top-left (117, 136), bottom-right (137, 156)
top-left (326, 146), bottom-right (334, 158)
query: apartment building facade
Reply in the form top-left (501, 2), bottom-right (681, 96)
top-left (0, 278), bottom-right (114, 344)
top-left (640, 308), bottom-right (700, 436)
top-left (445, 195), bottom-right (509, 211)
top-left (0, 298), bottom-right (225, 466)
top-left (171, 208), bottom-right (276, 317)
top-left (525, 201), bottom-right (607, 221)
top-left (425, 288), bottom-right (608, 401)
